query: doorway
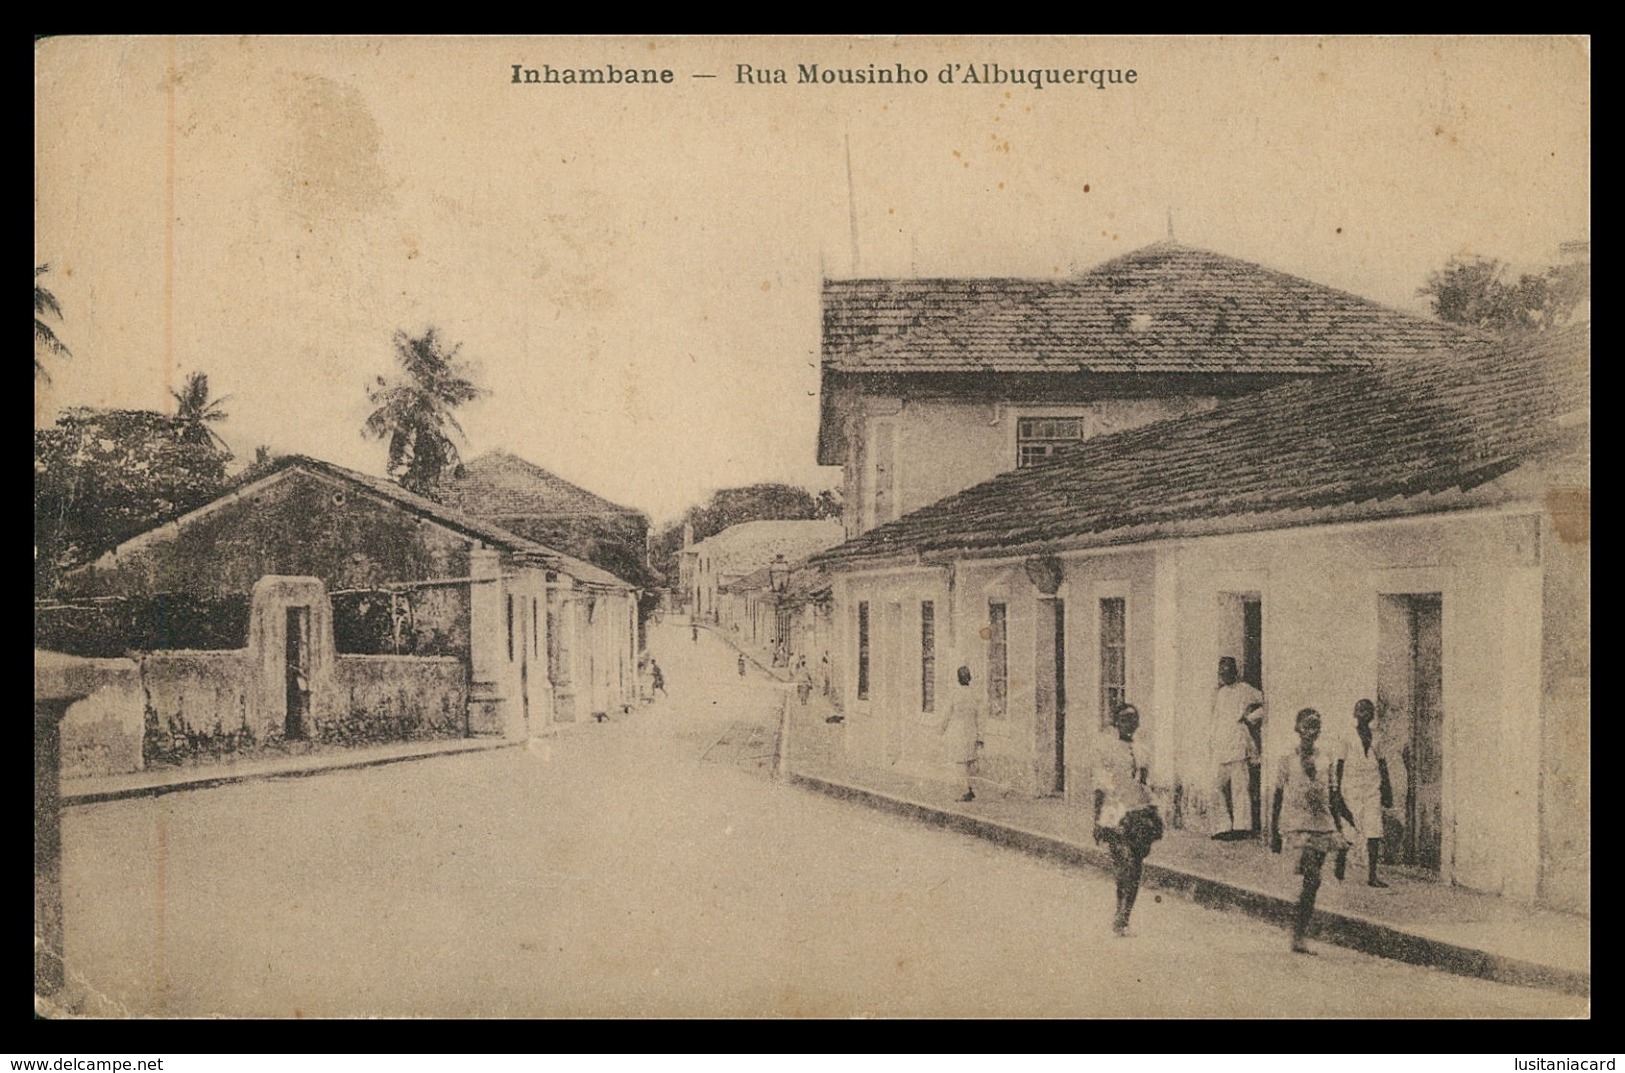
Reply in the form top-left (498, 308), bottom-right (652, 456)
top-left (284, 605), bottom-right (311, 740)
top-left (1379, 593), bottom-right (1445, 873)
top-left (1217, 592), bottom-right (1264, 830)
top-left (1035, 598), bottom-right (1067, 794)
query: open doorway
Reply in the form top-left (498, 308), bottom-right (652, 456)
top-left (1217, 592), bottom-right (1264, 832)
top-left (284, 605), bottom-right (311, 740)
top-left (1217, 592), bottom-right (1264, 691)
top-left (1379, 593), bottom-right (1445, 873)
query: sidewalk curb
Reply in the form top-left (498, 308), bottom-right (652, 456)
top-left (63, 739), bottom-right (523, 807)
top-left (787, 770), bottom-right (1590, 998)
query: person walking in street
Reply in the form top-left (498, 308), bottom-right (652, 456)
top-left (1211, 656), bottom-right (1266, 840)
top-left (1335, 698), bottom-right (1395, 888)
top-left (1271, 708), bottom-right (1349, 954)
top-left (938, 666), bottom-right (982, 802)
top-left (691, 622), bottom-right (699, 643)
top-left (649, 658), bottom-right (666, 699)
top-left (1093, 702), bottom-right (1162, 937)
top-left (737, 653), bottom-right (747, 677)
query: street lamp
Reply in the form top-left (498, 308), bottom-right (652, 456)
top-left (767, 554), bottom-right (792, 664)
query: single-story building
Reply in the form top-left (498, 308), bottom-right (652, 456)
top-left (58, 455), bottom-right (640, 759)
top-left (812, 326), bottom-right (1589, 914)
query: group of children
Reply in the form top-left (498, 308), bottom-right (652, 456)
top-left (1092, 697), bottom-right (1395, 952)
top-left (933, 667), bottom-right (1395, 954)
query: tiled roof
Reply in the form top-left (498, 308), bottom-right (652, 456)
top-left (100, 455), bottom-right (633, 590)
top-left (441, 452), bottom-right (644, 520)
top-left (815, 325), bottom-right (1589, 567)
top-left (823, 241), bottom-right (1484, 375)
top-left (719, 558), bottom-right (830, 602)
top-left (695, 519), bottom-right (846, 578)
top-left (823, 277), bottom-right (1052, 367)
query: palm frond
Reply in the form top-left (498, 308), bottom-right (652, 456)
top-left (35, 265), bottom-right (71, 378)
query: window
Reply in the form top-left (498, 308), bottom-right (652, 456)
top-left (857, 601), bottom-right (870, 701)
top-left (1018, 416), bottom-right (1085, 467)
top-left (507, 595), bottom-right (517, 663)
top-left (1099, 597), bottom-right (1126, 725)
top-left (920, 601), bottom-right (936, 713)
top-left (987, 601), bottom-right (1008, 719)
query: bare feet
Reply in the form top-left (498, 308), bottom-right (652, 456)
top-left (1367, 878), bottom-right (1390, 888)
top-left (1291, 941), bottom-right (1317, 955)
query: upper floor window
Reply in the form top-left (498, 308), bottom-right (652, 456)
top-left (1018, 417), bottom-right (1086, 467)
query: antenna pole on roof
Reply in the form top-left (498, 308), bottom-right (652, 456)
top-left (1167, 208), bottom-right (1175, 240)
top-left (845, 131), bottom-right (861, 276)
top-left (910, 234), bottom-right (918, 278)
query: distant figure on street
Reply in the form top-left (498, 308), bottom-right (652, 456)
top-left (1335, 698), bottom-right (1395, 888)
top-left (1211, 656), bottom-right (1266, 840)
top-left (649, 659), bottom-right (666, 698)
top-left (795, 656), bottom-right (813, 705)
top-left (737, 653), bottom-right (747, 677)
top-left (819, 653), bottom-right (831, 696)
top-left (1271, 708), bottom-right (1348, 954)
top-left (691, 622), bottom-right (699, 643)
top-left (1093, 702), bottom-right (1162, 937)
top-left (938, 666), bottom-right (981, 801)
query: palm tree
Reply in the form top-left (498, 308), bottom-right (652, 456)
top-left (170, 371), bottom-right (232, 453)
top-left (35, 264), bottom-right (70, 381)
top-left (363, 327), bottom-right (486, 498)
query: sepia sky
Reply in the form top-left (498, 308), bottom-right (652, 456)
top-left (34, 36), bottom-right (1590, 524)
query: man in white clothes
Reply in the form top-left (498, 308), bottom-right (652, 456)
top-left (1211, 656), bottom-right (1265, 840)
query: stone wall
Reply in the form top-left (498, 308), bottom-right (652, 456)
top-left (66, 648), bottom-right (471, 774)
top-left (140, 650), bottom-right (256, 766)
top-left (329, 655), bottom-right (468, 744)
top-left (55, 656), bottom-right (143, 779)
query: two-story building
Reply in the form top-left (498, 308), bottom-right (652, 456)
top-left (819, 240), bottom-right (1483, 539)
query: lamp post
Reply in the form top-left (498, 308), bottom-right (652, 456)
top-left (767, 555), bottom-right (791, 662)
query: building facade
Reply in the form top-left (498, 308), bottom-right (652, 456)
top-left (814, 328), bottom-right (1589, 914)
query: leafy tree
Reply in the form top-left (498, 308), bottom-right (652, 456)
top-left (35, 264), bottom-right (70, 381)
top-left (363, 327), bottom-right (485, 499)
top-left (170, 371), bottom-right (232, 453)
top-left (1419, 249), bottom-right (1590, 336)
top-left (650, 483), bottom-right (843, 580)
top-left (35, 408), bottom-right (230, 596)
